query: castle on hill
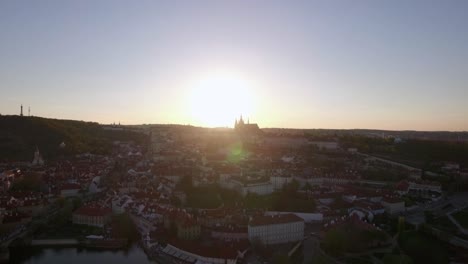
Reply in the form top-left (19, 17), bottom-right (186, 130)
top-left (234, 115), bottom-right (261, 135)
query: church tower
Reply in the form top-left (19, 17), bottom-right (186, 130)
top-left (32, 146), bottom-right (44, 166)
top-left (239, 115), bottom-right (244, 126)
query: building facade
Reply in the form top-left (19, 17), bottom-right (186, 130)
top-left (72, 205), bottom-right (112, 227)
top-left (248, 214), bottom-right (304, 245)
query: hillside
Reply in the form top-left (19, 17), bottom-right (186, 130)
top-left (0, 115), bottom-right (147, 161)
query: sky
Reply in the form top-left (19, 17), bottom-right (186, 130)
top-left (0, 0), bottom-right (467, 131)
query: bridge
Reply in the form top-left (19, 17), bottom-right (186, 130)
top-left (0, 228), bottom-right (31, 263)
top-left (31, 239), bottom-right (79, 246)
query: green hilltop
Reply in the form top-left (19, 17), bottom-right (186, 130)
top-left (0, 115), bottom-right (147, 161)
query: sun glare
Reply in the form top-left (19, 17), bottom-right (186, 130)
top-left (188, 72), bottom-right (255, 127)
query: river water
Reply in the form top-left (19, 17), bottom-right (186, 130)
top-left (9, 245), bottom-right (156, 264)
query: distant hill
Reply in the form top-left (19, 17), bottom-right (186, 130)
top-left (263, 128), bottom-right (468, 142)
top-left (0, 115), bottom-right (147, 161)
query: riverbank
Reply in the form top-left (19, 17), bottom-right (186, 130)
top-left (9, 244), bottom-right (155, 264)
top-left (31, 239), bottom-right (79, 246)
top-left (27, 238), bottom-right (128, 249)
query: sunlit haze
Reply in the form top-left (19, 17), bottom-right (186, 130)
top-left (1, 1), bottom-right (467, 130)
top-left (187, 71), bottom-right (255, 127)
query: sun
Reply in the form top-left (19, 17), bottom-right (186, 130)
top-left (188, 72), bottom-right (255, 127)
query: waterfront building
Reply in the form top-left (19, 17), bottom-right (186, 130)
top-left (72, 204), bottom-right (112, 227)
top-left (248, 213), bottom-right (304, 245)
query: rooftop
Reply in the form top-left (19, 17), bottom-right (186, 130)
top-left (249, 213), bottom-right (303, 227)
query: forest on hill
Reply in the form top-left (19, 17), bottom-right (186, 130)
top-left (339, 135), bottom-right (468, 168)
top-left (0, 115), bottom-right (147, 161)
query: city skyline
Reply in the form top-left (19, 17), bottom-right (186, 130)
top-left (1, 1), bottom-right (467, 131)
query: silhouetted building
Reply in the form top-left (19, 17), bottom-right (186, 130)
top-left (234, 115), bottom-right (261, 135)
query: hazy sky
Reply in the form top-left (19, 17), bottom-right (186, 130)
top-left (1, 1), bottom-right (467, 131)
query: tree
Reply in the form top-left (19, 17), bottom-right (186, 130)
top-left (322, 229), bottom-right (347, 256)
top-left (382, 254), bottom-right (413, 264)
top-left (285, 179), bottom-right (300, 194)
top-left (72, 197), bottom-right (82, 210)
top-left (177, 175), bottom-right (193, 192)
top-left (302, 182), bottom-right (313, 191)
top-left (57, 197), bottom-right (66, 208)
top-left (398, 216), bottom-right (405, 234)
top-left (308, 255), bottom-right (334, 264)
top-left (424, 210), bottom-right (434, 224)
top-left (273, 254), bottom-right (292, 264)
top-left (251, 237), bottom-right (265, 254)
top-left (112, 213), bottom-right (140, 242)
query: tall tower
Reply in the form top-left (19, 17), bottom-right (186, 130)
top-left (28, 106), bottom-right (31, 116)
top-left (20, 105), bottom-right (23, 116)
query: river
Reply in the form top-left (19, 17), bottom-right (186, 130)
top-left (9, 245), bottom-right (156, 264)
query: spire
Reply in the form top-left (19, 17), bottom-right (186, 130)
top-left (20, 105), bottom-right (23, 116)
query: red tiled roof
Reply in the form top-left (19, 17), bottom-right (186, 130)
top-left (249, 213), bottom-right (303, 227)
top-left (74, 205), bottom-right (111, 217)
top-left (2, 211), bottom-right (30, 223)
top-left (395, 180), bottom-right (409, 191)
top-left (61, 183), bottom-right (81, 190)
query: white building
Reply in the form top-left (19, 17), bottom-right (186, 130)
top-left (31, 147), bottom-right (45, 166)
top-left (88, 176), bottom-right (102, 193)
top-left (240, 181), bottom-right (273, 196)
top-left (162, 243), bottom-right (245, 264)
top-left (270, 175), bottom-right (292, 190)
top-left (309, 141), bottom-right (339, 150)
top-left (248, 214), bottom-right (304, 245)
top-left (381, 197), bottom-right (405, 215)
top-left (224, 178), bottom-right (274, 196)
top-left (409, 181), bottom-right (442, 193)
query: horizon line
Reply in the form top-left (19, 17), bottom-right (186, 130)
top-left (1, 114), bottom-right (467, 134)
